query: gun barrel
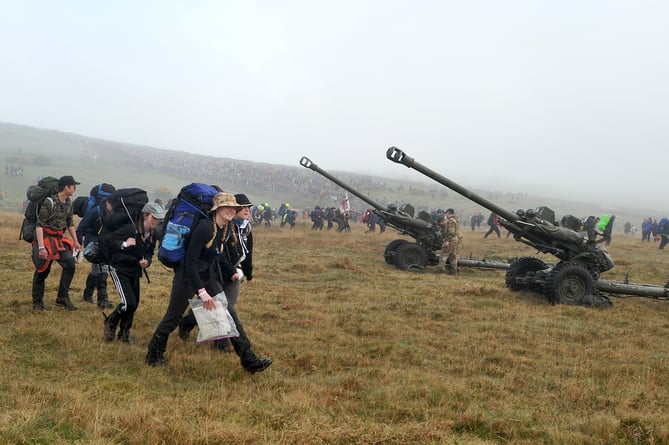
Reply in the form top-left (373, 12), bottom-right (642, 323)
top-left (299, 156), bottom-right (389, 211)
top-left (386, 147), bottom-right (519, 223)
top-left (596, 279), bottom-right (669, 299)
top-left (457, 258), bottom-right (511, 270)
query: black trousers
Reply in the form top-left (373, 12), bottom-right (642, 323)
top-left (31, 244), bottom-right (75, 304)
top-left (660, 235), bottom-right (669, 250)
top-left (148, 268), bottom-right (254, 363)
top-left (109, 267), bottom-right (141, 331)
top-left (484, 225), bottom-right (501, 238)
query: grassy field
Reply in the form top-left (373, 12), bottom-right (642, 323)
top-left (1, 210), bottom-right (669, 444)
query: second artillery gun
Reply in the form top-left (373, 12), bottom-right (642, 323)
top-left (386, 146), bottom-right (616, 306)
top-left (300, 156), bottom-right (446, 271)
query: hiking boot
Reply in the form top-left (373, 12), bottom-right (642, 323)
top-left (55, 299), bottom-right (78, 311)
top-left (103, 310), bottom-right (121, 342)
top-left (96, 274), bottom-right (112, 308)
top-left (178, 323), bottom-right (191, 341)
top-left (243, 357), bottom-right (272, 374)
top-left (83, 274), bottom-right (96, 303)
top-left (32, 301), bottom-right (46, 311)
top-left (98, 296), bottom-right (114, 309)
top-left (145, 351), bottom-right (168, 367)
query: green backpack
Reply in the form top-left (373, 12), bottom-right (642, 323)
top-left (596, 214), bottom-right (611, 232)
top-left (19, 176), bottom-right (60, 243)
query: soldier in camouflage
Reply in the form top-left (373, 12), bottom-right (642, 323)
top-left (438, 208), bottom-right (463, 275)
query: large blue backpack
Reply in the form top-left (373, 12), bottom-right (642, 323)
top-left (74, 183), bottom-right (116, 218)
top-left (86, 183), bottom-right (116, 216)
top-left (158, 183), bottom-right (218, 268)
top-left (657, 218), bottom-right (669, 235)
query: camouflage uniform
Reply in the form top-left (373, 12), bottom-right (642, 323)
top-left (439, 213), bottom-right (463, 274)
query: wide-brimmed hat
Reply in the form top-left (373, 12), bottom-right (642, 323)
top-left (142, 202), bottom-right (166, 220)
top-left (58, 175), bottom-right (81, 187)
top-left (211, 192), bottom-right (241, 211)
top-left (234, 193), bottom-right (253, 207)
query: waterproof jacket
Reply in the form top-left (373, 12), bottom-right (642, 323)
top-left (183, 216), bottom-right (225, 292)
top-left (76, 205), bottom-right (104, 246)
top-left (100, 218), bottom-right (156, 276)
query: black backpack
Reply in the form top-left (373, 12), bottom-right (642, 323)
top-left (108, 188), bottom-right (149, 224)
top-left (19, 176), bottom-right (60, 243)
top-left (72, 196), bottom-right (89, 218)
top-left (93, 188), bottom-right (148, 264)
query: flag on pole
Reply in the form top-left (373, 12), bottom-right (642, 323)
top-left (341, 193), bottom-right (350, 214)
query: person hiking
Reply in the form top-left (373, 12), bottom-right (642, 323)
top-left (147, 193), bottom-right (272, 373)
top-left (310, 206), bottom-right (324, 230)
top-left (101, 202), bottom-right (164, 344)
top-left (76, 183), bottom-right (116, 309)
top-left (207, 192), bottom-right (263, 354)
top-left (483, 212), bottom-right (501, 239)
top-left (31, 175), bottom-right (82, 311)
top-left (178, 193), bottom-right (254, 349)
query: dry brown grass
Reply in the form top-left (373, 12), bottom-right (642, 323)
top-left (1, 210), bottom-right (669, 444)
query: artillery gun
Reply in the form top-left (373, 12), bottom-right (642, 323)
top-left (299, 156), bottom-right (443, 270)
top-left (386, 146), bottom-right (619, 306)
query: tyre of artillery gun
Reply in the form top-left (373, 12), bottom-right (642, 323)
top-left (386, 146), bottom-right (615, 307)
top-left (299, 156), bottom-right (443, 271)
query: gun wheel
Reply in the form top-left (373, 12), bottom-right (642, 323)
top-left (394, 242), bottom-right (428, 271)
top-left (505, 256), bottom-right (548, 291)
top-left (545, 261), bottom-right (595, 305)
top-left (384, 239), bottom-right (409, 264)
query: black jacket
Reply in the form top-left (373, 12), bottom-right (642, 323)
top-left (183, 217), bottom-right (225, 292)
top-left (100, 217), bottom-right (156, 276)
top-left (234, 219), bottom-right (254, 281)
top-left (219, 223), bottom-right (244, 283)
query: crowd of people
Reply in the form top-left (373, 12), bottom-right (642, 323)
top-left (640, 217), bottom-right (669, 250)
top-left (27, 175), bottom-right (271, 374)
top-left (5, 163), bottom-right (24, 177)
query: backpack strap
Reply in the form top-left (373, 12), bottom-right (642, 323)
top-left (36, 196), bottom-right (56, 226)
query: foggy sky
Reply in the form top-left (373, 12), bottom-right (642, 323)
top-left (1, 1), bottom-right (668, 211)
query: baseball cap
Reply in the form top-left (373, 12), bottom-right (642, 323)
top-left (142, 202), bottom-right (166, 220)
top-left (58, 175), bottom-right (81, 187)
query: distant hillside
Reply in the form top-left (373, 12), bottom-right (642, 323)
top-left (0, 122), bottom-right (659, 230)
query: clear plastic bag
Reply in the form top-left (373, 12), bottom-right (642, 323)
top-left (188, 292), bottom-right (239, 343)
